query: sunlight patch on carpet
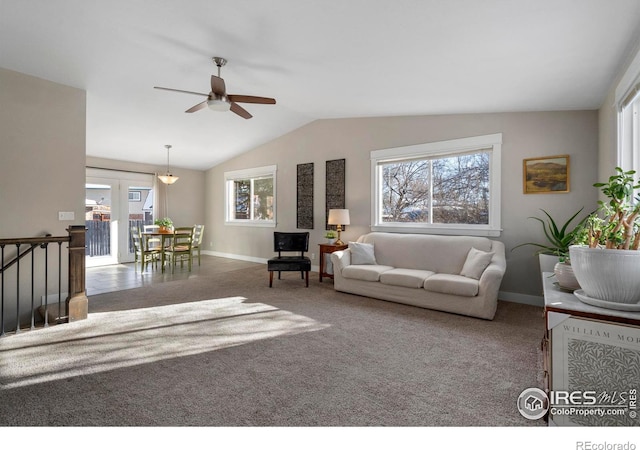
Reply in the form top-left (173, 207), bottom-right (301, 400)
top-left (0, 297), bottom-right (329, 390)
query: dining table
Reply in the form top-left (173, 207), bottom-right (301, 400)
top-left (142, 229), bottom-right (191, 272)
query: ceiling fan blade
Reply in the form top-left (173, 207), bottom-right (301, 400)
top-left (211, 75), bottom-right (226, 96)
top-left (185, 101), bottom-right (208, 113)
top-left (230, 102), bottom-right (252, 119)
top-left (154, 86), bottom-right (209, 97)
top-left (227, 94), bottom-right (276, 105)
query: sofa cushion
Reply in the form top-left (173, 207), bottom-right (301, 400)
top-left (342, 265), bottom-right (394, 282)
top-left (357, 232), bottom-right (493, 274)
top-left (380, 268), bottom-right (435, 289)
top-left (348, 242), bottom-right (377, 265)
top-left (424, 273), bottom-right (479, 297)
top-left (460, 247), bottom-right (494, 279)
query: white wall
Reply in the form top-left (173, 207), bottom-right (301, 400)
top-left (598, 34), bottom-right (640, 181)
top-left (0, 67), bottom-right (86, 329)
top-left (206, 111), bottom-right (599, 301)
top-left (0, 68), bottom-right (206, 240)
top-left (0, 68), bottom-right (86, 238)
top-left (86, 156), bottom-right (206, 229)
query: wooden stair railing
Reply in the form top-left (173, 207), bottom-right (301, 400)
top-left (0, 225), bottom-right (88, 335)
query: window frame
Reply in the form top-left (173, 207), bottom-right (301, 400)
top-left (224, 164), bottom-right (277, 227)
top-left (615, 46), bottom-right (640, 176)
top-left (618, 94), bottom-right (639, 176)
top-left (370, 133), bottom-right (502, 237)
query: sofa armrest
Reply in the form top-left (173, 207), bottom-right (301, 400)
top-left (478, 244), bottom-right (506, 295)
top-left (478, 263), bottom-right (505, 289)
top-left (330, 249), bottom-right (351, 274)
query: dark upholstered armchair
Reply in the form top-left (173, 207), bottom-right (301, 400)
top-left (267, 232), bottom-right (311, 287)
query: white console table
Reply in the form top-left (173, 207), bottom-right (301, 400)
top-left (541, 272), bottom-right (640, 426)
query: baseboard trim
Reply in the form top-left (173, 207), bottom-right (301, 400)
top-left (204, 250), bottom-right (320, 272)
top-left (204, 250), bottom-right (268, 264)
top-left (204, 251), bottom-right (544, 306)
top-left (498, 291), bottom-right (543, 307)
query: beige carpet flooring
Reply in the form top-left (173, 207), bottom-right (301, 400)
top-left (0, 262), bottom-right (545, 426)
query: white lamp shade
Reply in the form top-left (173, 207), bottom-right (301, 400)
top-left (158, 174), bottom-right (179, 185)
top-left (328, 209), bottom-right (350, 225)
top-left (159, 144), bottom-right (179, 185)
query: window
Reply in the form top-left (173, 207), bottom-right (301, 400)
top-left (225, 165), bottom-right (276, 226)
top-left (371, 134), bottom-right (502, 236)
top-left (616, 47), bottom-right (640, 176)
top-left (618, 86), bottom-right (640, 176)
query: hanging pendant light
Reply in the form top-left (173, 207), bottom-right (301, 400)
top-left (158, 144), bottom-right (179, 185)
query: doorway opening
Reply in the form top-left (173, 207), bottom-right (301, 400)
top-left (85, 168), bottom-right (155, 267)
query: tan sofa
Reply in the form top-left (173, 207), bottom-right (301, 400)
top-left (330, 232), bottom-right (506, 320)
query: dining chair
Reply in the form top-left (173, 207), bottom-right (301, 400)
top-left (143, 224), bottom-right (162, 252)
top-left (164, 227), bottom-right (194, 272)
top-left (131, 226), bottom-right (160, 271)
top-left (191, 224), bottom-right (205, 266)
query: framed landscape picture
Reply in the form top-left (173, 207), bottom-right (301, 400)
top-left (523, 154), bottom-right (570, 194)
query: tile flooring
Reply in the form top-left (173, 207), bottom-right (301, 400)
top-left (86, 255), bottom-right (261, 296)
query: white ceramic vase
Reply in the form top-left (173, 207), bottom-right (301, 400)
top-left (569, 245), bottom-right (640, 304)
top-left (553, 261), bottom-right (581, 291)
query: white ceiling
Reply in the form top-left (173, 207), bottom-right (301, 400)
top-left (2, 0), bottom-right (640, 171)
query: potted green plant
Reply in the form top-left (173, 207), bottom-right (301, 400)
top-left (324, 229), bottom-right (337, 244)
top-left (513, 206), bottom-right (587, 267)
top-left (569, 167), bottom-right (640, 307)
top-left (513, 207), bottom-right (588, 290)
top-left (513, 208), bottom-right (586, 258)
top-left (154, 217), bottom-right (173, 233)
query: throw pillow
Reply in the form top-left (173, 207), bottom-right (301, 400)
top-left (349, 242), bottom-right (377, 265)
top-left (460, 247), bottom-right (494, 279)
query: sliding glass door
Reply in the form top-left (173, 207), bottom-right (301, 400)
top-left (124, 183), bottom-right (154, 262)
top-left (86, 168), bottom-right (154, 267)
top-left (85, 177), bottom-right (117, 267)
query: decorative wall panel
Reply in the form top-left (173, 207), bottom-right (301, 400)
top-left (325, 158), bottom-right (345, 230)
top-left (296, 162), bottom-right (314, 229)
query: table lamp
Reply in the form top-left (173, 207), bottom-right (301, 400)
top-left (328, 209), bottom-right (350, 246)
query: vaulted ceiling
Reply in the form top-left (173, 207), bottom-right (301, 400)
top-left (2, 0), bottom-right (640, 170)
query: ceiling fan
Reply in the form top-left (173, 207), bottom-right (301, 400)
top-left (154, 57), bottom-right (276, 119)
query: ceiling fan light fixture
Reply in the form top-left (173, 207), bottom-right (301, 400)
top-left (158, 145), bottom-right (179, 185)
top-left (154, 57), bottom-right (275, 119)
top-left (207, 98), bottom-right (231, 111)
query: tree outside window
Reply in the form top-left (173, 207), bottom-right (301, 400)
top-left (371, 134), bottom-right (501, 237)
top-left (225, 166), bottom-right (276, 225)
top-left (381, 152), bottom-right (489, 226)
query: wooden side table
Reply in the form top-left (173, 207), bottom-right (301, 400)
top-left (318, 243), bottom-right (348, 282)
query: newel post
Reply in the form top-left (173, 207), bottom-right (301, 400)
top-left (66, 225), bottom-right (88, 322)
